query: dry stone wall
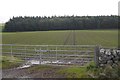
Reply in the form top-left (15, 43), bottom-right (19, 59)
top-left (98, 48), bottom-right (120, 67)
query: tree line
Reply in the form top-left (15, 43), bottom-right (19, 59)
top-left (3, 15), bottom-right (118, 32)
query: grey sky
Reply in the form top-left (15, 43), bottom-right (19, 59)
top-left (0, 0), bottom-right (119, 23)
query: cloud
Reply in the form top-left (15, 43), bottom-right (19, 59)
top-left (0, 0), bottom-right (119, 23)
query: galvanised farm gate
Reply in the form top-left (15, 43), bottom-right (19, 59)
top-left (1, 44), bottom-right (100, 66)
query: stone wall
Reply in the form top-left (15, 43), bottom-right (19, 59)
top-left (98, 48), bottom-right (120, 67)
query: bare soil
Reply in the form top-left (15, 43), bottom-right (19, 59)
top-left (2, 65), bottom-right (66, 78)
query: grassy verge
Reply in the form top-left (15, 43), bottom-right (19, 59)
top-left (86, 62), bottom-right (120, 78)
top-left (1, 56), bottom-right (23, 69)
top-left (27, 65), bottom-right (52, 73)
top-left (57, 67), bottom-right (88, 78)
top-left (57, 61), bottom-right (120, 78)
top-left (57, 62), bottom-right (95, 78)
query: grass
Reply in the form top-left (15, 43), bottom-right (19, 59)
top-left (57, 62), bottom-right (95, 78)
top-left (57, 67), bottom-right (88, 78)
top-left (57, 61), bottom-right (120, 78)
top-left (27, 65), bottom-right (53, 73)
top-left (2, 30), bottom-right (118, 47)
top-left (1, 55), bottom-right (23, 69)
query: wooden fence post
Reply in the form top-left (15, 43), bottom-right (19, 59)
top-left (94, 45), bottom-right (100, 67)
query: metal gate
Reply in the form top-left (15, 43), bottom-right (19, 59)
top-left (1, 44), bottom-right (98, 66)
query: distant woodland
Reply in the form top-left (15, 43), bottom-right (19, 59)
top-left (3, 15), bottom-right (118, 32)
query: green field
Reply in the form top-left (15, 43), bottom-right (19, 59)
top-left (2, 30), bottom-right (118, 47)
top-left (1, 29), bottom-right (120, 78)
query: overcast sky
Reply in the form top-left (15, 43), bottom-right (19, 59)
top-left (0, 0), bottom-right (119, 23)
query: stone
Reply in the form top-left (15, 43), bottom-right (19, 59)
top-left (114, 60), bottom-right (118, 64)
top-left (99, 57), bottom-right (102, 61)
top-left (117, 50), bottom-right (120, 53)
top-left (100, 64), bottom-right (104, 67)
top-left (112, 50), bottom-right (117, 55)
top-left (105, 49), bottom-right (111, 55)
top-left (107, 60), bottom-right (113, 65)
top-left (100, 60), bottom-right (107, 64)
top-left (100, 53), bottom-right (105, 57)
top-left (117, 52), bottom-right (120, 57)
top-left (98, 48), bottom-right (120, 67)
top-left (102, 55), bottom-right (108, 60)
top-left (100, 49), bottom-right (105, 53)
top-left (113, 56), bottom-right (119, 61)
top-left (106, 55), bottom-right (113, 60)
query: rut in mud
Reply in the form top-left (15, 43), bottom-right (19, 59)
top-left (2, 65), bottom-right (66, 78)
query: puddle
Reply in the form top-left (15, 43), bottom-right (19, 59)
top-left (17, 64), bottom-right (31, 69)
top-left (17, 60), bottom-right (72, 69)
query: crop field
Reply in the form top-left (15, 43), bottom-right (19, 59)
top-left (2, 30), bottom-right (118, 47)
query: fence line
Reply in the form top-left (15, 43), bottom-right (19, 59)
top-left (1, 44), bottom-right (96, 47)
top-left (1, 44), bottom-right (101, 66)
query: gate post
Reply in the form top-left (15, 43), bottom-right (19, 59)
top-left (94, 45), bottom-right (100, 67)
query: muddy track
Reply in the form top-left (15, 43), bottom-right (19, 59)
top-left (2, 66), bottom-right (65, 78)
